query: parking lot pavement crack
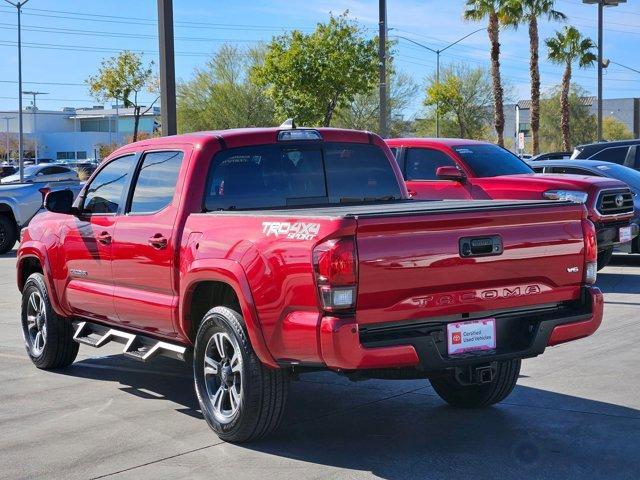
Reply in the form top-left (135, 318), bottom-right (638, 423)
top-left (88, 442), bottom-right (225, 480)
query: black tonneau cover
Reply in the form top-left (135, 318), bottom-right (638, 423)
top-left (203, 199), bottom-right (577, 219)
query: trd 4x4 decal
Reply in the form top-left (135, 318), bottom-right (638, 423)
top-left (262, 222), bottom-right (320, 241)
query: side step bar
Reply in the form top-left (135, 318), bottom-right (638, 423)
top-left (72, 321), bottom-right (187, 363)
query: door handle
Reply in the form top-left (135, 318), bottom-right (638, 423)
top-left (97, 231), bottom-right (112, 245)
top-left (148, 234), bottom-right (168, 249)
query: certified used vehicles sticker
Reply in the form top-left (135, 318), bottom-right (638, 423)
top-left (262, 222), bottom-right (320, 241)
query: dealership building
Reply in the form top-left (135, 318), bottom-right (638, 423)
top-left (0, 105), bottom-right (160, 161)
top-left (504, 97), bottom-right (640, 152)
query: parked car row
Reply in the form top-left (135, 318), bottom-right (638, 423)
top-left (16, 125), bottom-right (610, 443)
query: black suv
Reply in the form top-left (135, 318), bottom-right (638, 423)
top-left (572, 139), bottom-right (640, 169)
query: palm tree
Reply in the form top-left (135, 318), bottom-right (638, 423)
top-left (463, 0), bottom-right (510, 147)
top-left (546, 27), bottom-right (596, 151)
top-left (505, 1), bottom-right (566, 155)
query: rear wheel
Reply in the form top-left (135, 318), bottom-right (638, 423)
top-left (430, 359), bottom-right (521, 408)
top-left (21, 273), bottom-right (79, 369)
top-left (0, 215), bottom-right (17, 254)
top-left (193, 306), bottom-right (288, 443)
top-left (597, 247), bottom-right (614, 270)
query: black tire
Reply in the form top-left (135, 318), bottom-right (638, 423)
top-left (193, 306), bottom-right (288, 443)
top-left (597, 247), bottom-right (614, 271)
top-left (21, 272), bottom-right (79, 369)
top-left (430, 359), bottom-right (521, 408)
top-left (0, 214), bottom-right (17, 255)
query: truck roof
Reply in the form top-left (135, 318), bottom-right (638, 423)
top-left (118, 127), bottom-right (378, 153)
top-left (385, 138), bottom-right (490, 148)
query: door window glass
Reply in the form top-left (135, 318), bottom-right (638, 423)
top-left (405, 148), bottom-right (458, 180)
top-left (83, 155), bottom-right (135, 214)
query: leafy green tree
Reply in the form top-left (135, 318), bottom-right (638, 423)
top-left (86, 51), bottom-right (158, 142)
top-left (539, 84), bottom-right (596, 151)
top-left (504, 0), bottom-right (566, 155)
top-left (333, 71), bottom-right (418, 137)
top-left (463, 0), bottom-right (511, 146)
top-left (603, 116), bottom-right (634, 141)
top-left (177, 45), bottom-right (275, 132)
top-left (546, 27), bottom-right (596, 151)
top-left (422, 64), bottom-right (493, 139)
top-left (252, 13), bottom-right (378, 127)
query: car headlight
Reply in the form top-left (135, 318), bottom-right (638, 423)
top-left (543, 190), bottom-right (588, 204)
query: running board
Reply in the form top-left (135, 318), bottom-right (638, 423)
top-left (72, 321), bottom-right (187, 362)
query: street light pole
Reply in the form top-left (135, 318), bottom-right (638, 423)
top-left (22, 90), bottom-right (47, 164)
top-left (157, 0), bottom-right (177, 136)
top-left (2, 116), bottom-right (14, 162)
top-left (392, 28), bottom-right (486, 138)
top-left (3, 0), bottom-right (30, 182)
top-left (582, 1), bottom-right (627, 141)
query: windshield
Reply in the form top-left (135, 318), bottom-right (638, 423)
top-left (453, 144), bottom-right (534, 177)
top-left (595, 163), bottom-right (640, 191)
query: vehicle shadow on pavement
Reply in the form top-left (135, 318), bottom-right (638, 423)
top-left (56, 356), bottom-right (640, 479)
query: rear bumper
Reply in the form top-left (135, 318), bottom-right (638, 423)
top-left (596, 221), bottom-right (639, 249)
top-left (319, 286), bottom-right (604, 372)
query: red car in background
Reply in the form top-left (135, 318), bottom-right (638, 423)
top-left (386, 138), bottom-right (639, 269)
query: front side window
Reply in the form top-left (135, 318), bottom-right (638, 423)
top-left (453, 144), bottom-right (534, 177)
top-left (83, 155), bottom-right (135, 214)
top-left (129, 151), bottom-right (183, 214)
top-left (405, 148), bottom-right (458, 180)
top-left (204, 143), bottom-right (401, 211)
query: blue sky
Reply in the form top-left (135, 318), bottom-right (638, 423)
top-left (0, 0), bottom-right (638, 117)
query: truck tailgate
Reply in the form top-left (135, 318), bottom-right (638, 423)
top-left (354, 202), bottom-right (586, 325)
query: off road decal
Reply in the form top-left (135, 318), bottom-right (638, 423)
top-left (262, 222), bottom-right (320, 241)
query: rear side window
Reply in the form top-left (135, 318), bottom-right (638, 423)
top-left (83, 155), bottom-right (135, 214)
top-left (204, 143), bottom-right (400, 210)
top-left (591, 146), bottom-right (629, 164)
top-left (129, 151), bottom-right (183, 214)
top-left (550, 167), bottom-right (594, 176)
top-left (405, 148), bottom-right (457, 180)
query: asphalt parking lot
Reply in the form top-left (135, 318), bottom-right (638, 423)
top-left (1, 251), bottom-right (639, 480)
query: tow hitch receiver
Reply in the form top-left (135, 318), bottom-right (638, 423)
top-left (454, 363), bottom-right (496, 385)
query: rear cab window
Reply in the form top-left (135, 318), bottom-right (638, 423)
top-left (204, 143), bottom-right (401, 211)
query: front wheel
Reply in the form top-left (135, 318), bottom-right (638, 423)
top-left (430, 359), bottom-right (521, 408)
top-left (21, 273), bottom-right (79, 369)
top-left (193, 306), bottom-right (289, 443)
top-left (597, 247), bottom-right (614, 271)
top-left (0, 215), bottom-right (17, 255)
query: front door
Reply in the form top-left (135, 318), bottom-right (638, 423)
top-left (403, 147), bottom-right (473, 200)
top-left (111, 149), bottom-right (187, 337)
top-left (59, 154), bottom-right (137, 322)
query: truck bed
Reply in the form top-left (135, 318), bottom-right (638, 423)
top-left (204, 198), bottom-right (578, 218)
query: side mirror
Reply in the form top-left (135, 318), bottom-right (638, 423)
top-left (436, 166), bottom-right (466, 182)
top-left (44, 189), bottom-right (76, 215)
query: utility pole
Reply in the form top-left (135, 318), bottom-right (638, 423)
top-left (2, 116), bottom-right (14, 162)
top-left (3, 0), bottom-right (30, 182)
top-left (583, 1), bottom-right (626, 141)
top-left (392, 28), bottom-right (485, 138)
top-left (378, 0), bottom-right (388, 138)
top-left (22, 90), bottom-right (47, 164)
top-left (157, 0), bottom-right (176, 136)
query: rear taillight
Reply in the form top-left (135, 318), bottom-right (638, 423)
top-left (582, 219), bottom-right (597, 284)
top-left (312, 237), bottom-right (358, 311)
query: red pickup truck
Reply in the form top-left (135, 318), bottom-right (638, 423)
top-left (18, 127), bottom-right (603, 442)
top-left (386, 138), bottom-right (638, 269)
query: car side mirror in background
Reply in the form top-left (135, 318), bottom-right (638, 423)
top-left (43, 190), bottom-right (76, 215)
top-left (436, 166), bottom-right (466, 183)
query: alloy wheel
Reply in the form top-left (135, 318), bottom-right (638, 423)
top-left (203, 331), bottom-right (243, 423)
top-left (25, 291), bottom-right (47, 356)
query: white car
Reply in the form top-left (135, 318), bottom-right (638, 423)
top-left (1, 164), bottom-right (79, 184)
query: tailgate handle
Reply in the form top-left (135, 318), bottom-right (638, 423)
top-left (459, 236), bottom-right (503, 257)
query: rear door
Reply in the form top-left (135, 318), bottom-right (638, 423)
top-left (111, 149), bottom-right (187, 336)
top-left (403, 147), bottom-right (473, 200)
top-left (60, 154), bottom-right (137, 322)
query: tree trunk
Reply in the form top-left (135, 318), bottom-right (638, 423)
top-left (529, 16), bottom-right (540, 155)
top-left (133, 105), bottom-right (141, 142)
top-left (488, 12), bottom-right (505, 147)
top-left (323, 93), bottom-right (339, 127)
top-left (560, 63), bottom-right (572, 152)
